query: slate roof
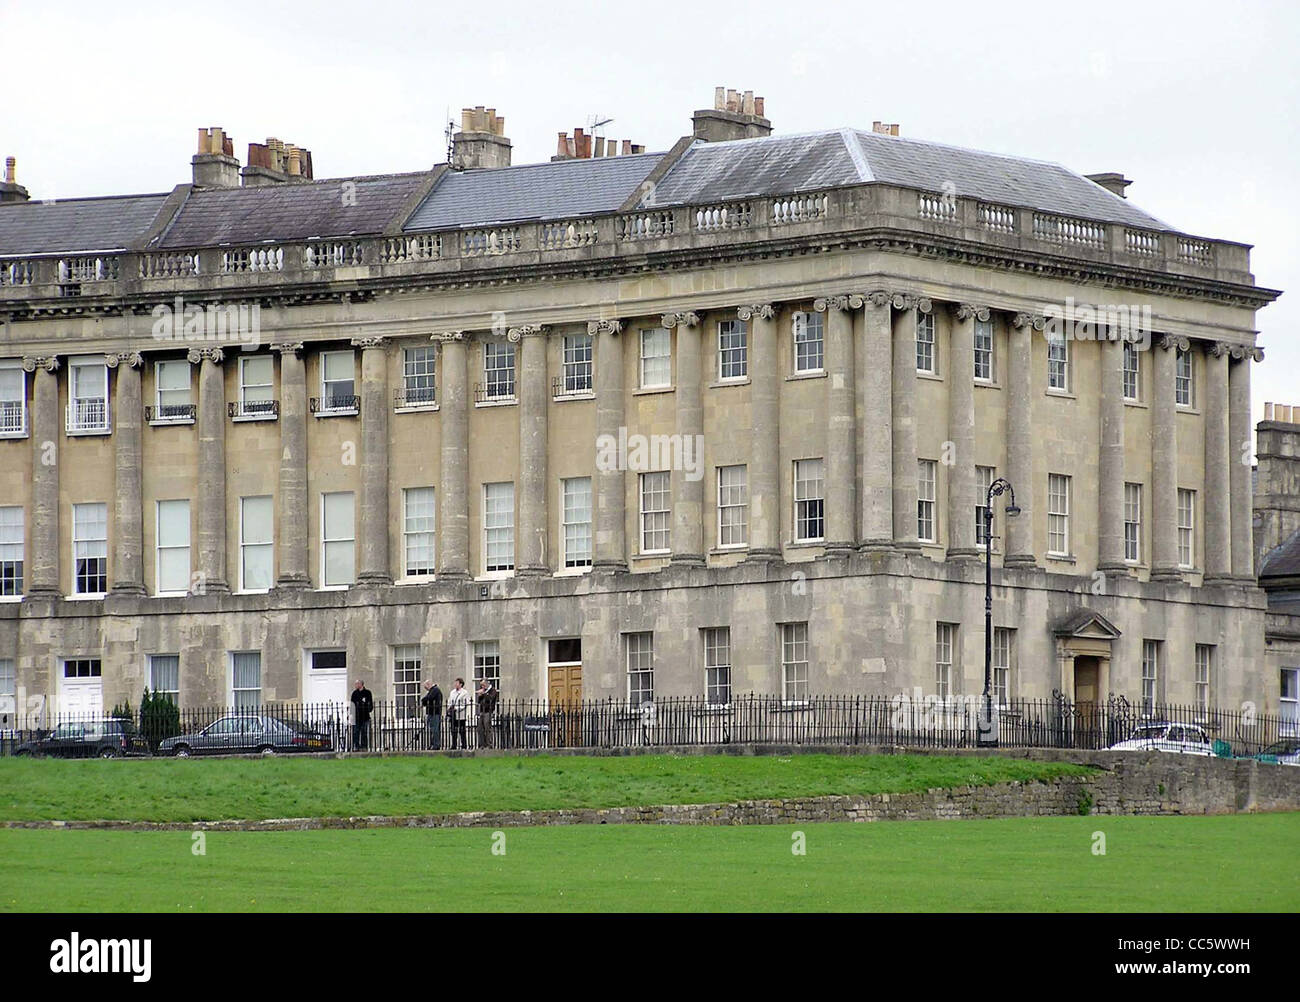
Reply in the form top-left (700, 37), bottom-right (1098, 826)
top-left (0, 193), bottom-right (170, 255)
top-left (1260, 528), bottom-right (1300, 581)
top-left (403, 153), bottom-right (665, 231)
top-left (153, 172), bottom-right (431, 248)
top-left (644, 130), bottom-right (1172, 230)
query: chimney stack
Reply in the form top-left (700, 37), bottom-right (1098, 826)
top-left (0, 156), bottom-right (30, 204)
top-left (692, 86), bottom-right (772, 142)
top-left (551, 124), bottom-right (644, 161)
top-left (242, 137), bottom-right (314, 186)
top-left (192, 127), bottom-right (241, 188)
top-left (1086, 172), bottom-right (1132, 199)
top-left (871, 121), bottom-right (900, 136)
top-left (452, 106), bottom-right (512, 170)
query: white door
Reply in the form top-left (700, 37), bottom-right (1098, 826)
top-left (60, 677), bottom-right (103, 720)
top-left (302, 652), bottom-right (349, 744)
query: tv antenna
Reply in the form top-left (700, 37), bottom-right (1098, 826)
top-left (444, 107), bottom-right (456, 167)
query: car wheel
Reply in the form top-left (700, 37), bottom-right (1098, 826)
top-left (98, 746), bottom-right (120, 759)
top-left (257, 745), bottom-right (277, 757)
top-left (173, 745), bottom-right (192, 758)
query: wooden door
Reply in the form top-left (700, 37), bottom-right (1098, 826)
top-left (547, 664), bottom-right (582, 746)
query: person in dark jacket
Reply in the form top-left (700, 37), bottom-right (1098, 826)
top-left (420, 680), bottom-right (443, 750)
top-left (350, 679), bottom-right (374, 751)
top-left (476, 678), bottom-right (498, 749)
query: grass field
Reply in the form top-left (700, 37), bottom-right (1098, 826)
top-left (2, 814), bottom-right (1297, 912)
top-left (0, 753), bottom-right (1094, 823)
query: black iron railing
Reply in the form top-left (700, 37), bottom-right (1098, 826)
top-left (145, 403), bottom-right (197, 423)
top-left (228, 399), bottom-right (279, 419)
top-left (309, 394), bottom-right (359, 414)
top-left (393, 386), bottom-right (436, 409)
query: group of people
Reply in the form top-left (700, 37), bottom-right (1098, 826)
top-left (347, 677), bottom-right (499, 751)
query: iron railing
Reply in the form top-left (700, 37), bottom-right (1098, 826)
top-left (1, 694), bottom-right (1293, 758)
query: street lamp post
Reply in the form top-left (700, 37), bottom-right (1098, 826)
top-left (980, 477), bottom-right (1020, 748)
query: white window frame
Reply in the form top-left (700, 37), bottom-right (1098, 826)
top-left (236, 354), bottom-right (276, 420)
top-left (1047, 333), bottom-right (1069, 391)
top-left (626, 632), bottom-right (654, 705)
top-left (238, 495), bottom-right (273, 592)
top-left (483, 342), bottom-right (516, 402)
top-left (392, 644), bottom-right (423, 720)
top-left (1047, 474), bottom-right (1071, 556)
top-left (483, 482), bottom-right (515, 576)
top-left (716, 465), bottom-right (748, 549)
top-left (704, 627), bottom-right (731, 707)
top-left (320, 491), bottom-right (356, 588)
top-left (917, 459), bottom-right (937, 544)
top-left (147, 654), bottom-right (180, 705)
top-left (1282, 668), bottom-right (1299, 737)
top-left (1122, 342), bottom-right (1140, 402)
top-left (975, 466), bottom-right (994, 549)
top-left (71, 501), bottom-right (108, 597)
top-left (402, 487), bottom-right (436, 579)
top-left (781, 622), bottom-right (810, 704)
top-left (1177, 488), bottom-right (1195, 569)
top-left (155, 499), bottom-right (192, 596)
top-left (67, 357), bottom-right (110, 434)
top-left (318, 349), bottom-right (357, 416)
top-left (0, 362), bottom-right (27, 437)
top-left (1124, 482), bottom-right (1142, 564)
top-left (639, 328), bottom-right (671, 389)
top-left (1175, 348), bottom-right (1194, 407)
top-left (639, 471), bottom-right (671, 555)
top-left (0, 505), bottom-right (23, 599)
top-left (973, 318), bottom-right (994, 382)
top-left (230, 651), bottom-right (262, 709)
top-left (793, 459), bottom-right (825, 543)
top-left (471, 639), bottom-right (502, 693)
top-left (1194, 645), bottom-right (1213, 715)
top-left (793, 311), bottom-right (824, 374)
top-left (717, 319), bottom-right (748, 381)
top-left (560, 333), bottom-right (593, 395)
top-left (915, 312), bottom-right (936, 374)
top-left (1141, 640), bottom-right (1160, 714)
top-left (153, 359), bottom-right (194, 424)
top-left (561, 477), bottom-right (592, 571)
top-left (399, 346), bottom-right (437, 409)
top-left (935, 623), bottom-right (955, 700)
top-left (993, 628), bottom-right (1012, 706)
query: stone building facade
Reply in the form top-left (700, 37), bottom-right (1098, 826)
top-left (0, 92), bottom-right (1286, 724)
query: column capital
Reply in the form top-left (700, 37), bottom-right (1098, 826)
top-left (587, 319), bottom-right (623, 337)
top-left (1209, 340), bottom-right (1231, 358)
top-left (1157, 334), bottom-right (1190, 352)
top-left (186, 346), bottom-right (225, 364)
top-left (737, 303), bottom-right (776, 320)
top-left (507, 324), bottom-right (549, 342)
top-left (951, 303), bottom-right (991, 322)
top-left (890, 292), bottom-right (932, 314)
top-left (1227, 343), bottom-right (1265, 362)
top-left (430, 330), bottom-right (465, 344)
top-left (271, 341), bottom-right (305, 357)
top-left (1012, 312), bottom-right (1047, 331)
top-left (21, 355), bottom-right (60, 373)
top-left (350, 336), bottom-right (387, 350)
top-left (105, 351), bottom-right (143, 369)
top-left (812, 294), bottom-right (863, 313)
top-left (661, 311), bottom-right (700, 329)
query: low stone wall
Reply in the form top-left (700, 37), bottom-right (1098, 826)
top-left (5, 748), bottom-right (1297, 831)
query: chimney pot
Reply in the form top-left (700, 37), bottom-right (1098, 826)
top-left (621, 139), bottom-right (632, 155)
top-left (4, 157), bottom-right (13, 183)
top-left (754, 96), bottom-right (765, 117)
top-left (714, 86), bottom-right (726, 110)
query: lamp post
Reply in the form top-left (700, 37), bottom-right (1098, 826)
top-left (980, 477), bottom-right (1020, 748)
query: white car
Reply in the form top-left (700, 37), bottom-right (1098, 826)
top-left (1107, 722), bottom-right (1214, 756)
top-left (1255, 738), bottom-right (1300, 766)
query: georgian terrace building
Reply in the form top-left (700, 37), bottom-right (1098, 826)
top-left (0, 93), bottom-right (1284, 723)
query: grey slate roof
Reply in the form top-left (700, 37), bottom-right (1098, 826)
top-left (154, 173), bottom-right (431, 248)
top-left (404, 153), bottom-right (665, 231)
top-left (1260, 528), bottom-right (1300, 581)
top-left (0, 193), bottom-right (170, 255)
top-left (645, 129), bottom-right (1172, 230)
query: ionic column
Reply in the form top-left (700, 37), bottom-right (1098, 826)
top-left (664, 311), bottom-right (704, 566)
top-left (891, 293), bottom-right (929, 549)
top-left (741, 305), bottom-right (780, 561)
top-left (107, 351), bottom-right (146, 595)
top-left (23, 356), bottom-right (60, 598)
top-left (1149, 335), bottom-right (1184, 582)
top-left (1004, 313), bottom-right (1040, 567)
top-left (435, 332), bottom-right (470, 580)
top-left (946, 304), bottom-right (982, 561)
top-left (513, 324), bottom-right (550, 576)
top-left (592, 320), bottom-right (626, 573)
top-left (353, 337), bottom-right (391, 585)
top-left (859, 292), bottom-right (893, 549)
top-left (1097, 336), bottom-right (1128, 573)
top-left (272, 342), bottom-right (310, 589)
top-left (1229, 345), bottom-right (1262, 580)
top-left (189, 346), bottom-right (229, 593)
top-left (814, 295), bottom-right (859, 557)
top-left (1202, 342), bottom-right (1233, 584)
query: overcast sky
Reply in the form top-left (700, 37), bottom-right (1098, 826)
top-left (2, 0), bottom-right (1295, 424)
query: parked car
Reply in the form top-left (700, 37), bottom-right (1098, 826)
top-left (158, 715), bottom-right (332, 757)
top-left (1107, 722), bottom-right (1214, 756)
top-left (1252, 737), bottom-right (1300, 766)
top-left (14, 718), bottom-right (151, 759)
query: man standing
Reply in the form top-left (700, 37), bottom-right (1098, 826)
top-left (476, 677), bottom-right (498, 749)
top-left (420, 680), bottom-right (443, 750)
top-left (446, 677), bottom-right (471, 750)
top-left (350, 679), bottom-right (374, 751)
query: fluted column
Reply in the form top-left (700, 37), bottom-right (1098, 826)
top-left (435, 332), bottom-right (470, 580)
top-left (23, 356), bottom-right (60, 598)
top-left (814, 295), bottom-right (859, 557)
top-left (354, 337), bottom-right (391, 585)
top-left (1203, 342), bottom-right (1233, 584)
top-left (513, 324), bottom-right (550, 576)
top-left (891, 293), bottom-right (928, 549)
top-left (1097, 336), bottom-right (1128, 573)
top-left (1150, 335), bottom-right (1184, 582)
top-left (1004, 313), bottom-right (1040, 567)
top-left (859, 292), bottom-right (893, 549)
top-left (273, 342), bottom-right (310, 589)
top-left (190, 346), bottom-right (229, 593)
top-left (107, 351), bottom-right (146, 594)
top-left (1229, 346), bottom-right (1262, 580)
top-left (591, 320), bottom-right (626, 573)
top-left (665, 311), bottom-right (704, 566)
top-left (947, 304), bottom-right (982, 561)
top-left (741, 305), bottom-right (780, 561)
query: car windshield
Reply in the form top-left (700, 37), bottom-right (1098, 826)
top-left (1130, 725), bottom-right (1168, 741)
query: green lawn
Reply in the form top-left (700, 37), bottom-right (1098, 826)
top-left (0, 753), bottom-right (1093, 823)
top-left (2, 814), bottom-right (1296, 912)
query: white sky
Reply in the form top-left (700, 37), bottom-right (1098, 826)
top-left (1, 0), bottom-right (1296, 423)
